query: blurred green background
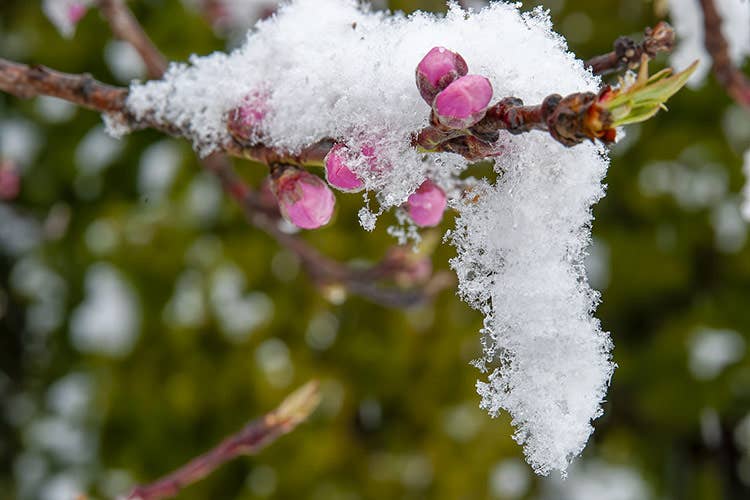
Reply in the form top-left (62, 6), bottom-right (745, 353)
top-left (2, 0), bottom-right (750, 499)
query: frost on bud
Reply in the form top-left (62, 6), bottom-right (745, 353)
top-left (271, 165), bottom-right (335, 230)
top-left (406, 179), bottom-right (447, 227)
top-left (433, 75), bottom-right (493, 129)
top-left (227, 91), bottom-right (268, 145)
top-left (324, 144), bottom-right (364, 192)
top-left (415, 46), bottom-right (468, 104)
top-left (43, 0), bottom-right (91, 38)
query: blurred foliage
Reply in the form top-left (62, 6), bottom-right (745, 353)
top-left (1, 1), bottom-right (750, 499)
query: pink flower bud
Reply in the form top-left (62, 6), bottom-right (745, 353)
top-left (406, 179), bottom-right (447, 227)
top-left (227, 90), bottom-right (268, 145)
top-left (324, 144), bottom-right (364, 192)
top-left (271, 166), bottom-right (335, 230)
top-left (433, 75), bottom-right (493, 129)
top-left (0, 161), bottom-right (20, 201)
top-left (415, 47), bottom-right (468, 104)
top-left (67, 2), bottom-right (87, 24)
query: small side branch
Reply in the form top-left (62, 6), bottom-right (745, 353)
top-left (698, 0), bottom-right (750, 109)
top-left (584, 21), bottom-right (675, 76)
top-left (126, 382), bottom-right (320, 500)
top-left (96, 0), bottom-right (168, 79)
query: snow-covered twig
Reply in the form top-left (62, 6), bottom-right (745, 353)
top-left (0, 57), bottom-right (449, 307)
top-left (698, 0), bottom-right (750, 108)
top-left (125, 381), bottom-right (320, 500)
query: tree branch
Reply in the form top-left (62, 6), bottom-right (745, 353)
top-left (698, 0), bottom-right (750, 109)
top-left (0, 58), bottom-right (127, 113)
top-left (584, 21), bottom-right (675, 76)
top-left (96, 0), bottom-right (168, 79)
top-left (2, 19), bottom-right (685, 304)
top-left (125, 381), bottom-right (320, 500)
top-left (0, 57), bottom-right (449, 307)
top-left (416, 92), bottom-right (611, 156)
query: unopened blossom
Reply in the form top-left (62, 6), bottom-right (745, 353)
top-left (0, 161), bottom-right (20, 201)
top-left (415, 46), bottom-right (468, 104)
top-left (406, 179), bottom-right (447, 227)
top-left (324, 144), bottom-right (364, 192)
top-left (271, 166), bottom-right (335, 229)
top-left (433, 75), bottom-right (493, 129)
top-left (227, 91), bottom-right (268, 145)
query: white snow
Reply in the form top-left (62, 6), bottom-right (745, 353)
top-left (70, 263), bottom-right (141, 357)
top-left (104, 40), bottom-right (147, 83)
top-left (451, 136), bottom-right (614, 475)
top-left (123, 0), bottom-right (615, 475)
top-left (137, 139), bottom-right (183, 202)
top-left (210, 264), bottom-right (274, 341)
top-left (541, 460), bottom-right (652, 500)
top-left (688, 327), bottom-right (745, 380)
top-left (489, 459), bottom-right (531, 499)
top-left (75, 125), bottom-right (125, 174)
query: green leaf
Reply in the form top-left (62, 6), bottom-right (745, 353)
top-left (602, 60), bottom-right (698, 127)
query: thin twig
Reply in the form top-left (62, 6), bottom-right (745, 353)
top-left (584, 22), bottom-right (675, 76)
top-left (0, 58), bottom-right (127, 112)
top-left (96, 0), bottom-right (168, 79)
top-left (698, 0), bottom-right (750, 109)
top-left (125, 381), bottom-right (321, 500)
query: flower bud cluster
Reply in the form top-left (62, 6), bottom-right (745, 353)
top-left (324, 144), bottom-right (447, 227)
top-left (415, 46), bottom-right (499, 157)
top-left (416, 47), bottom-right (493, 129)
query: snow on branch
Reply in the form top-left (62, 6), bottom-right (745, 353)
top-left (3, 0), bottom-right (696, 476)
top-left (120, 0), bottom-right (614, 475)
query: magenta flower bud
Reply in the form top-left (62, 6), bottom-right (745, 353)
top-left (415, 47), bottom-right (468, 104)
top-left (324, 144), bottom-right (364, 192)
top-left (406, 179), bottom-right (447, 228)
top-left (227, 91), bottom-right (268, 145)
top-left (433, 75), bottom-right (493, 129)
top-left (271, 166), bottom-right (335, 230)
